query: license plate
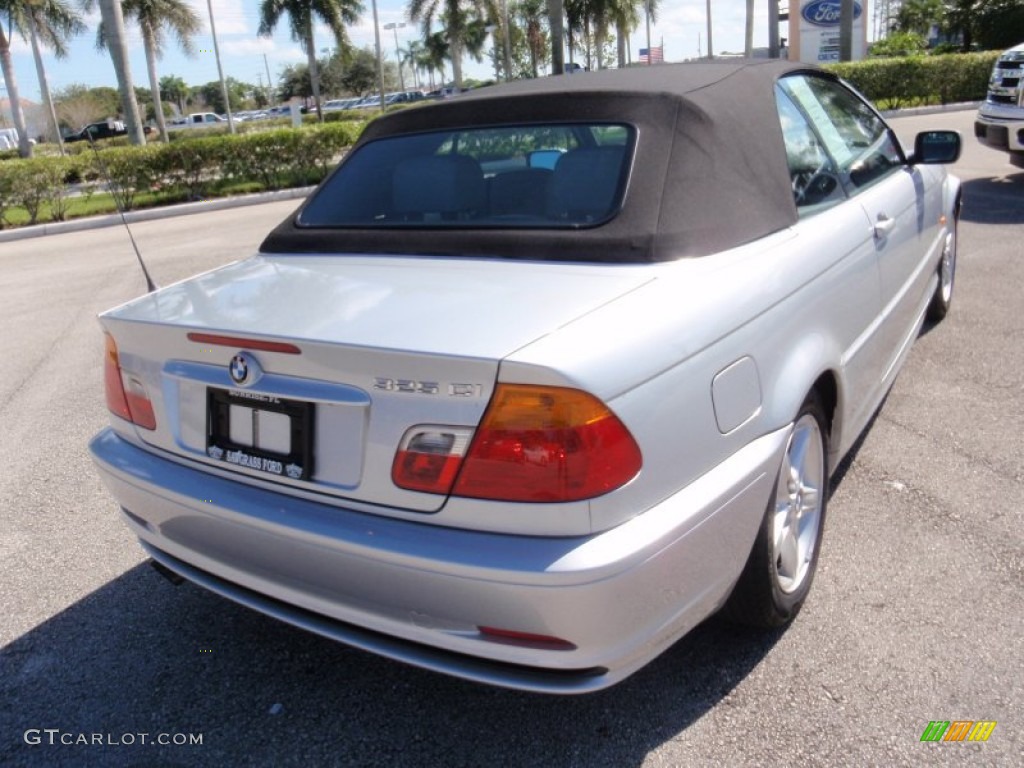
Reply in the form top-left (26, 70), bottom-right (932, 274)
top-left (206, 388), bottom-right (314, 480)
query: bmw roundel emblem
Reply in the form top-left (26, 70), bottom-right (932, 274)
top-left (229, 353), bottom-right (250, 385)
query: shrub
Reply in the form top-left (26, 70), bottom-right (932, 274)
top-left (827, 51), bottom-right (1002, 107)
top-left (221, 128), bottom-right (304, 190)
top-left (1, 120), bottom-right (363, 227)
top-left (95, 145), bottom-right (162, 210)
top-left (0, 169), bottom-right (13, 228)
top-left (3, 158), bottom-right (68, 223)
top-left (153, 136), bottom-right (229, 199)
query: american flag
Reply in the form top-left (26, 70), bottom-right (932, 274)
top-left (639, 45), bottom-right (664, 64)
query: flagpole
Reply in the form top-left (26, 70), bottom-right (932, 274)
top-left (645, 0), bottom-right (652, 66)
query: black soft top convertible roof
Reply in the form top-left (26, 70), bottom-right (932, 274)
top-left (262, 59), bottom-right (819, 262)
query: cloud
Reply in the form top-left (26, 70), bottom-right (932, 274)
top-left (188, 0), bottom-right (252, 36)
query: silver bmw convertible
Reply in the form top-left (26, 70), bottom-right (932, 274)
top-left (90, 60), bottom-right (962, 693)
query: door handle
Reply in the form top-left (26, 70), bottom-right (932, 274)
top-left (873, 213), bottom-right (896, 240)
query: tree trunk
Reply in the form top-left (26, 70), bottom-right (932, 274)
top-left (616, 20), bottom-right (627, 69)
top-left (449, 33), bottom-right (463, 89)
top-left (98, 0), bottom-right (146, 144)
top-left (143, 23), bottom-right (168, 142)
top-left (0, 26), bottom-right (32, 158)
top-left (548, 0), bottom-right (565, 75)
top-left (27, 11), bottom-right (63, 154)
top-left (306, 22), bottom-right (324, 122)
top-left (594, 18), bottom-right (606, 70)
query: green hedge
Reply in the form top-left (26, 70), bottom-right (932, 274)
top-left (826, 51), bottom-right (1000, 108)
top-left (0, 121), bottom-right (363, 227)
top-left (0, 155), bottom-right (88, 224)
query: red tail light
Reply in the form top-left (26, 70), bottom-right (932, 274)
top-left (104, 333), bottom-right (156, 430)
top-left (452, 384), bottom-right (641, 502)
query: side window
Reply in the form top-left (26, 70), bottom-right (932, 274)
top-left (779, 74), bottom-right (904, 192)
top-left (775, 86), bottom-right (844, 213)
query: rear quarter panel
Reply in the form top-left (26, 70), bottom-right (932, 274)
top-left (504, 199), bottom-right (888, 534)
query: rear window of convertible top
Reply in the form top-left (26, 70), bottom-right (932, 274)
top-left (297, 123), bottom-right (634, 229)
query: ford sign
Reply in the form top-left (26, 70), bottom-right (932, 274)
top-left (801, 0), bottom-right (862, 27)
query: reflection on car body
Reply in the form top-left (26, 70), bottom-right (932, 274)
top-left (90, 60), bottom-right (961, 694)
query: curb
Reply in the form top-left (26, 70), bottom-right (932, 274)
top-left (0, 186), bottom-right (314, 244)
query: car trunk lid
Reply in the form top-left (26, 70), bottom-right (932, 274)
top-left (100, 254), bottom-right (653, 514)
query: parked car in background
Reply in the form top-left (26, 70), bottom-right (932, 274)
top-left (64, 119), bottom-right (152, 143)
top-left (265, 105), bottom-right (294, 118)
top-left (168, 112), bottom-right (228, 129)
top-left (91, 60), bottom-right (961, 694)
top-left (323, 98), bottom-right (361, 112)
top-left (386, 91), bottom-right (427, 105)
top-left (975, 41), bottom-right (1024, 168)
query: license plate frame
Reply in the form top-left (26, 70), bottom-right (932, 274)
top-left (206, 388), bottom-right (314, 480)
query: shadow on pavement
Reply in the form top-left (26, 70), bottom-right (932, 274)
top-left (960, 171), bottom-right (1024, 225)
top-left (1, 562), bottom-right (786, 767)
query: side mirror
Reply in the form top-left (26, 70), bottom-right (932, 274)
top-left (913, 130), bottom-right (961, 165)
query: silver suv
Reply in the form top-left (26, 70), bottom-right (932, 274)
top-left (975, 42), bottom-right (1024, 167)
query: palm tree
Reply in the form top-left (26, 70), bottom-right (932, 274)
top-left (0, 16), bottom-right (31, 158)
top-left (258, 0), bottom-right (363, 121)
top-left (421, 28), bottom-right (450, 86)
top-left (588, 0), bottom-right (614, 69)
top-left (421, 32), bottom-right (448, 87)
top-left (407, 0), bottom-right (496, 90)
top-left (617, 0), bottom-right (655, 68)
top-left (27, 1), bottom-right (84, 152)
top-left (0, 0), bottom-right (84, 157)
top-left (98, 1), bottom-right (200, 143)
top-left (89, 0), bottom-right (146, 144)
top-left (610, 0), bottom-right (642, 69)
top-left (160, 74), bottom-right (189, 114)
top-left (564, 0), bottom-right (589, 69)
top-left (400, 40), bottom-right (423, 89)
top-left (515, 0), bottom-right (548, 78)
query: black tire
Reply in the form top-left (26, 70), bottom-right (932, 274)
top-left (724, 392), bottom-right (829, 628)
top-left (926, 204), bottom-right (958, 323)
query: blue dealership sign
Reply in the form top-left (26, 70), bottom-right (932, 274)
top-left (801, 0), bottom-right (863, 27)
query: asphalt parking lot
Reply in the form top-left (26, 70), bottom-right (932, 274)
top-left (0, 108), bottom-right (1021, 767)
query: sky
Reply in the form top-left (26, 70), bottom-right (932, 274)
top-left (2, 1), bottom-right (789, 107)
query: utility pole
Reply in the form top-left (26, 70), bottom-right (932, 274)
top-left (371, 0), bottom-right (386, 109)
top-left (206, 0), bottom-right (235, 133)
top-left (263, 53), bottom-right (274, 105)
top-left (384, 22), bottom-right (406, 91)
top-left (706, 0), bottom-right (714, 59)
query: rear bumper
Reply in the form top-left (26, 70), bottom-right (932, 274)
top-left (90, 425), bottom-right (787, 693)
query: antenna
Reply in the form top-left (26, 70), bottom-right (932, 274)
top-left (85, 133), bottom-right (158, 294)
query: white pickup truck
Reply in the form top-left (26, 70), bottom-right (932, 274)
top-left (975, 42), bottom-right (1024, 168)
top-left (169, 112), bottom-right (227, 129)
